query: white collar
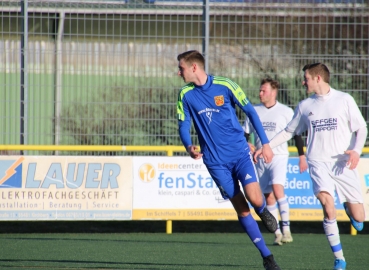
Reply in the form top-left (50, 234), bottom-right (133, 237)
top-left (316, 88), bottom-right (333, 101)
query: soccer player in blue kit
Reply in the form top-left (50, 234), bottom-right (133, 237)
top-left (176, 50), bottom-right (281, 270)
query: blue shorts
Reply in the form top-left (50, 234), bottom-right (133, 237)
top-left (205, 150), bottom-right (259, 200)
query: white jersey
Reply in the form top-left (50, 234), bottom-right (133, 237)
top-left (286, 88), bottom-right (367, 162)
top-left (243, 101), bottom-right (293, 155)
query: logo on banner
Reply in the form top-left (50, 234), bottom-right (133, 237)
top-left (138, 163), bottom-right (155, 183)
top-left (0, 157), bottom-right (24, 188)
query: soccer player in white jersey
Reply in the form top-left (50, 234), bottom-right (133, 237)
top-left (255, 63), bottom-right (367, 270)
top-left (243, 78), bottom-right (308, 246)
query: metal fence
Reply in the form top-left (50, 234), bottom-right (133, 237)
top-left (0, 0), bottom-right (368, 155)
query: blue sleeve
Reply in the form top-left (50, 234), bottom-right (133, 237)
top-left (177, 92), bottom-right (192, 150)
top-left (242, 101), bottom-right (269, 145)
top-left (226, 83), bottom-right (269, 145)
top-left (178, 120), bottom-right (192, 149)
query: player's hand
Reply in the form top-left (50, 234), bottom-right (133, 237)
top-left (248, 143), bottom-right (256, 154)
top-left (187, 145), bottom-right (203, 160)
top-left (344, 150), bottom-right (360, 169)
top-left (299, 155), bottom-right (308, 173)
top-left (261, 144), bottom-right (273, 163)
top-left (253, 148), bottom-right (263, 163)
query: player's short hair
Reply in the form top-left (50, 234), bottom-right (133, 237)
top-left (302, 63), bottom-right (330, 83)
top-left (260, 77), bottom-right (279, 92)
top-left (177, 50), bottom-right (205, 70)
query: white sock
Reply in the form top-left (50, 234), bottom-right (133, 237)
top-left (323, 218), bottom-right (345, 260)
top-left (277, 196), bottom-right (290, 233)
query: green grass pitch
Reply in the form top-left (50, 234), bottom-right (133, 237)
top-left (0, 232), bottom-right (368, 269)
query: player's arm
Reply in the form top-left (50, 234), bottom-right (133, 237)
top-left (293, 134), bottom-right (308, 173)
top-left (269, 104), bottom-right (306, 149)
top-left (177, 93), bottom-right (203, 160)
top-left (344, 95), bottom-right (367, 169)
top-left (345, 125), bottom-right (367, 169)
top-left (253, 128), bottom-right (293, 162)
top-left (254, 105), bottom-right (304, 162)
top-left (230, 84), bottom-right (272, 162)
top-left (352, 126), bottom-right (368, 155)
top-left (242, 101), bottom-right (273, 163)
top-left (228, 84), bottom-right (268, 145)
top-left (242, 102), bottom-right (268, 144)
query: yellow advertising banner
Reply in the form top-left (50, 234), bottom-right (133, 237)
top-left (1, 155), bottom-right (367, 221)
top-left (132, 208), bottom-right (348, 221)
top-left (0, 156), bottom-right (133, 220)
top-left (132, 156), bottom-right (365, 221)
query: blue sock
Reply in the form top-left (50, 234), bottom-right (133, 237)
top-left (238, 214), bottom-right (271, 258)
top-left (253, 198), bottom-right (266, 215)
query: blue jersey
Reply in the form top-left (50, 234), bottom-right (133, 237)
top-left (177, 75), bottom-right (269, 165)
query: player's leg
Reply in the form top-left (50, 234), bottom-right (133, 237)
top-left (344, 203), bottom-right (365, 223)
top-left (317, 191), bottom-right (346, 270)
top-left (310, 161), bottom-right (346, 269)
top-left (229, 192), bottom-right (280, 270)
top-left (343, 202), bottom-right (365, 231)
top-left (233, 150), bottom-right (281, 269)
top-left (256, 159), bottom-right (282, 241)
top-left (334, 162), bottom-right (365, 231)
top-left (229, 192), bottom-right (270, 257)
top-left (206, 163), bottom-right (280, 269)
top-left (269, 156), bottom-right (292, 243)
top-left (235, 152), bottom-right (277, 233)
top-left (274, 184), bottom-right (293, 243)
top-left (265, 192), bottom-right (283, 245)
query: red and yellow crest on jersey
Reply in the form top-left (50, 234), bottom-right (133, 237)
top-left (214, 95), bottom-right (224, 106)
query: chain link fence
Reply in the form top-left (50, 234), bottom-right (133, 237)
top-left (1, 0), bottom-right (368, 155)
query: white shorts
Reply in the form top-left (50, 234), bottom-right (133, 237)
top-left (308, 160), bottom-right (363, 204)
top-left (256, 155), bottom-right (288, 194)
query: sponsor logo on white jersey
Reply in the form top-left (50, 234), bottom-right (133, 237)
top-left (311, 118), bottom-right (338, 132)
top-left (262, 121), bottom-right (276, 132)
